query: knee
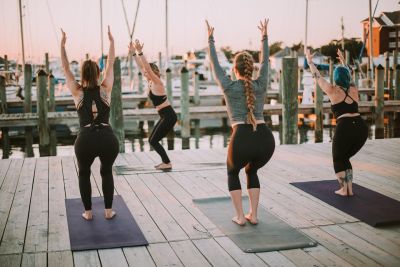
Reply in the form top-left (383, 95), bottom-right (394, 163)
top-left (100, 165), bottom-right (113, 177)
top-left (245, 167), bottom-right (260, 189)
top-left (149, 136), bottom-right (158, 147)
top-left (78, 167), bottom-right (91, 179)
top-left (227, 168), bottom-right (241, 191)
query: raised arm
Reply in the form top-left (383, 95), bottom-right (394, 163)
top-left (132, 39), bottom-right (162, 84)
top-left (206, 20), bottom-right (232, 90)
top-left (101, 26), bottom-right (115, 91)
top-left (256, 19), bottom-right (269, 89)
top-left (60, 29), bottom-right (80, 96)
top-left (305, 49), bottom-right (335, 95)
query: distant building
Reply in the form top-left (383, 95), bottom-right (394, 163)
top-left (362, 10), bottom-right (400, 57)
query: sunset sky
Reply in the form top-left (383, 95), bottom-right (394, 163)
top-left (0, 0), bottom-right (398, 63)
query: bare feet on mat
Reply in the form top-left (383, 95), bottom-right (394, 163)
top-left (245, 213), bottom-right (258, 225)
top-left (232, 216), bottom-right (246, 226)
top-left (334, 187), bottom-right (354, 197)
top-left (82, 210), bottom-right (93, 220)
top-left (155, 162), bottom-right (172, 170)
top-left (105, 209), bottom-right (116, 219)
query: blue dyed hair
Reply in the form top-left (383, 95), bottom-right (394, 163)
top-left (333, 66), bottom-right (351, 89)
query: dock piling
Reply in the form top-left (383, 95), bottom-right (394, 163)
top-left (166, 68), bottom-right (172, 105)
top-left (110, 57), bottom-right (125, 152)
top-left (329, 58), bottom-right (334, 84)
top-left (194, 71), bottom-right (200, 106)
top-left (48, 73), bottom-right (57, 156)
top-left (388, 67), bottom-right (394, 100)
top-left (0, 75), bottom-right (10, 158)
top-left (24, 64), bottom-right (33, 157)
top-left (180, 66), bottom-right (190, 138)
top-left (374, 65), bottom-right (385, 138)
top-left (138, 71), bottom-right (144, 95)
top-left (37, 69), bottom-right (50, 156)
top-left (282, 57), bottom-right (298, 144)
top-left (395, 65), bottom-right (400, 100)
top-left (315, 82), bottom-right (323, 143)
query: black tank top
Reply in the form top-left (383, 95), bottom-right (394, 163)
top-left (149, 90), bottom-right (167, 107)
top-left (77, 86), bottom-right (110, 127)
top-left (331, 87), bottom-right (359, 118)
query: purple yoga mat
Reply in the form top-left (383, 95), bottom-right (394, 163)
top-left (291, 180), bottom-right (400, 227)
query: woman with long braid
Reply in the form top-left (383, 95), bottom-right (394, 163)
top-left (305, 49), bottom-right (368, 196)
top-left (61, 26), bottom-right (119, 220)
top-left (207, 20), bottom-right (275, 225)
top-left (129, 39), bottom-right (177, 170)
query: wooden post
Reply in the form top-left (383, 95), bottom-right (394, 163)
top-left (395, 64), bottom-right (400, 100)
top-left (388, 67), bottom-right (394, 100)
top-left (4, 55), bottom-right (8, 81)
top-left (368, 68), bottom-right (372, 88)
top-left (129, 53), bottom-right (134, 89)
top-left (166, 68), bottom-right (173, 105)
top-left (384, 51), bottom-right (389, 86)
top-left (24, 64), bottom-right (34, 157)
top-left (193, 71), bottom-right (200, 106)
top-left (37, 69), bottom-right (50, 156)
top-left (138, 71), bottom-right (144, 94)
top-left (298, 68), bottom-right (304, 91)
top-left (329, 58), bottom-right (334, 84)
top-left (45, 52), bottom-right (49, 73)
top-left (374, 65), bottom-right (384, 139)
top-left (110, 57), bottom-right (125, 152)
top-left (48, 73), bottom-right (57, 156)
top-left (278, 70), bottom-right (282, 103)
top-left (282, 57), bottom-right (298, 144)
top-left (0, 75), bottom-right (10, 158)
top-left (314, 82), bottom-right (323, 143)
top-left (158, 51), bottom-right (162, 70)
top-left (180, 66), bottom-right (190, 138)
top-left (345, 50), bottom-right (351, 66)
top-left (85, 53), bottom-right (89, 60)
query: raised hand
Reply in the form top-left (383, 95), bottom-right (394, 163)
top-left (108, 25), bottom-right (114, 42)
top-left (337, 49), bottom-right (345, 65)
top-left (133, 39), bottom-right (144, 54)
top-left (206, 20), bottom-right (214, 38)
top-left (61, 28), bottom-right (66, 47)
top-left (305, 49), bottom-right (313, 64)
top-left (257, 19), bottom-right (269, 37)
top-left (128, 41), bottom-right (136, 54)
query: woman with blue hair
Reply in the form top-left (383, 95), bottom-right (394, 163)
top-left (305, 49), bottom-right (368, 196)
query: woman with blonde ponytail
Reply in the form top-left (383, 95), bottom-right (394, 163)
top-left (207, 20), bottom-right (275, 225)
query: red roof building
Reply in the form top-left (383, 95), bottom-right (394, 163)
top-left (362, 11), bottom-right (400, 57)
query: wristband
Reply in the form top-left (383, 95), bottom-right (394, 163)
top-left (138, 52), bottom-right (143, 56)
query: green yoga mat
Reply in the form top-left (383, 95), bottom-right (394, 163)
top-left (193, 196), bottom-right (317, 253)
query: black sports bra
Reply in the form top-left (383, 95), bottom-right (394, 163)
top-left (331, 87), bottom-right (359, 118)
top-left (76, 86), bottom-right (110, 127)
top-left (149, 90), bottom-right (167, 107)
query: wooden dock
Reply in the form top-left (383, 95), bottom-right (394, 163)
top-left (1, 100), bottom-right (400, 128)
top-left (0, 139), bottom-right (399, 266)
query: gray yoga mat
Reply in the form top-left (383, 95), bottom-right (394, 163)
top-left (65, 195), bottom-right (148, 251)
top-left (114, 162), bottom-right (225, 174)
top-left (193, 196), bottom-right (317, 253)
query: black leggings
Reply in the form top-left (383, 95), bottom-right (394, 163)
top-left (74, 126), bottom-right (119, 210)
top-left (227, 124), bottom-right (275, 191)
top-left (332, 116), bottom-right (368, 174)
top-left (149, 105), bottom-right (177, 163)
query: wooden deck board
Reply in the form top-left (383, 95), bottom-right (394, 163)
top-left (0, 139), bottom-right (399, 266)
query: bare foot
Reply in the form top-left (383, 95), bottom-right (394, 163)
top-left (82, 210), bottom-right (93, 220)
top-left (245, 213), bottom-right (258, 225)
top-left (334, 187), bottom-right (354, 197)
top-left (232, 216), bottom-right (246, 226)
top-left (105, 209), bottom-right (116, 220)
top-left (155, 162), bottom-right (172, 170)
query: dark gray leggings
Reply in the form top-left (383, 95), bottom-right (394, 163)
top-left (227, 124), bottom-right (275, 191)
top-left (74, 126), bottom-right (119, 210)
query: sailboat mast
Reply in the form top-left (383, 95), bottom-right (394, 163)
top-left (18, 0), bottom-right (26, 67)
top-left (165, 0), bottom-right (169, 68)
top-left (304, 0), bottom-right (308, 50)
top-left (100, 0), bottom-right (104, 64)
top-left (341, 16), bottom-right (345, 50)
top-left (368, 0), bottom-right (374, 79)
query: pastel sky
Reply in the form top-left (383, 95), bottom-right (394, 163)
top-left (0, 0), bottom-right (398, 63)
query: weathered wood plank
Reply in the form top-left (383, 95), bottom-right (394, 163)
top-left (24, 157), bottom-right (49, 252)
top-left (48, 251), bottom-right (74, 267)
top-left (21, 252), bottom-right (47, 267)
top-left (280, 249), bottom-right (325, 267)
top-left (304, 245), bottom-right (353, 267)
top-left (147, 242), bottom-right (184, 267)
top-left (73, 251), bottom-right (101, 267)
top-left (0, 157), bottom-right (36, 254)
top-left (0, 159), bottom-right (11, 188)
top-left (0, 254), bottom-right (22, 267)
top-left (62, 157), bottom-right (80, 198)
top-left (98, 248), bottom-right (129, 267)
top-left (48, 157), bottom-right (70, 251)
top-left (193, 238), bottom-right (239, 267)
top-left (123, 247), bottom-right (156, 267)
top-left (256, 251), bottom-right (296, 267)
top-left (170, 240), bottom-right (212, 267)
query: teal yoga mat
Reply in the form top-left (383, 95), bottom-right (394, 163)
top-left (193, 196), bottom-right (317, 253)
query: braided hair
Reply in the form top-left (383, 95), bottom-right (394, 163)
top-left (234, 52), bottom-right (257, 131)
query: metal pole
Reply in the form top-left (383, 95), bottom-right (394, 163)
top-left (304, 0), bottom-right (308, 50)
top-left (18, 0), bottom-right (26, 67)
